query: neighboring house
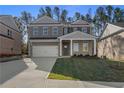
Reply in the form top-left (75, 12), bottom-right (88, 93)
top-left (0, 15), bottom-right (22, 57)
top-left (98, 23), bottom-right (124, 61)
top-left (28, 15), bottom-right (96, 57)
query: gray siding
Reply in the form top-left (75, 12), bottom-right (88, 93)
top-left (28, 26), bottom-right (63, 38)
top-left (61, 40), bottom-right (94, 56)
top-left (98, 31), bottom-right (124, 61)
top-left (72, 27), bottom-right (92, 34)
top-left (72, 40), bottom-right (93, 56)
top-left (0, 22), bottom-right (22, 56)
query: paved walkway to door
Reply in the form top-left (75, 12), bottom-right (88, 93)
top-left (0, 58), bottom-right (124, 88)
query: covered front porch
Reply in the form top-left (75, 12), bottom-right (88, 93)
top-left (58, 31), bottom-right (96, 57)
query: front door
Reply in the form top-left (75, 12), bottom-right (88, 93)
top-left (62, 41), bottom-right (70, 56)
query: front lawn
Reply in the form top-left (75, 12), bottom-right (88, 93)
top-left (48, 56), bottom-right (124, 82)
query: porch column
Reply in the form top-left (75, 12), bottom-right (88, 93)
top-left (94, 39), bottom-right (96, 55)
top-left (70, 39), bottom-right (73, 56)
top-left (28, 41), bottom-right (30, 57)
top-left (60, 39), bottom-right (62, 56)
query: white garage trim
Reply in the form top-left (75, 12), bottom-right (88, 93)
top-left (32, 45), bottom-right (58, 57)
top-left (30, 39), bottom-right (59, 42)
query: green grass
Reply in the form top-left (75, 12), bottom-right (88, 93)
top-left (48, 56), bottom-right (124, 82)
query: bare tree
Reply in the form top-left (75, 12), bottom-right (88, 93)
top-left (54, 6), bottom-right (60, 21)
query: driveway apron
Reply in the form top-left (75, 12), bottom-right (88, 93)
top-left (0, 58), bottom-right (56, 88)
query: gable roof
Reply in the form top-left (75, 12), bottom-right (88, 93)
top-left (71, 19), bottom-right (90, 25)
top-left (31, 15), bottom-right (60, 24)
top-left (113, 22), bottom-right (124, 28)
top-left (30, 15), bottom-right (91, 27)
top-left (0, 15), bottom-right (19, 31)
top-left (58, 31), bottom-right (96, 40)
top-left (100, 23), bottom-right (124, 40)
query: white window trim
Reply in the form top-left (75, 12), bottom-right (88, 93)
top-left (52, 27), bottom-right (58, 35)
top-left (82, 27), bottom-right (87, 33)
top-left (33, 27), bottom-right (39, 36)
top-left (82, 42), bottom-right (89, 52)
top-left (7, 30), bottom-right (12, 37)
top-left (74, 28), bottom-right (77, 31)
top-left (10, 30), bottom-right (12, 37)
top-left (73, 43), bottom-right (79, 52)
top-left (64, 28), bottom-right (68, 35)
top-left (43, 27), bottom-right (48, 35)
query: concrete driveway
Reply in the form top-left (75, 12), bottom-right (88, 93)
top-left (0, 57), bottom-right (57, 88)
top-left (1, 57), bottom-right (124, 88)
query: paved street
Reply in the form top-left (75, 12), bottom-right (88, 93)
top-left (0, 58), bottom-right (124, 88)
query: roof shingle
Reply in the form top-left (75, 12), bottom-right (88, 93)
top-left (0, 15), bottom-right (19, 31)
top-left (71, 19), bottom-right (90, 25)
top-left (58, 31), bottom-right (96, 39)
top-left (31, 15), bottom-right (60, 24)
top-left (113, 22), bottom-right (124, 28)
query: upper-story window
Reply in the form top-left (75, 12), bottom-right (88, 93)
top-left (52, 27), bottom-right (58, 35)
top-left (73, 28), bottom-right (77, 31)
top-left (7, 30), bottom-right (10, 36)
top-left (10, 30), bottom-right (12, 37)
top-left (33, 27), bottom-right (39, 36)
top-left (43, 27), bottom-right (48, 35)
top-left (7, 29), bottom-right (12, 37)
top-left (77, 27), bottom-right (82, 31)
top-left (82, 27), bottom-right (87, 33)
top-left (64, 28), bottom-right (68, 35)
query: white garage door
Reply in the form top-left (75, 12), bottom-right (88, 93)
top-left (32, 45), bottom-right (58, 57)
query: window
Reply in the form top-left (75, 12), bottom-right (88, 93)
top-left (52, 27), bottom-right (58, 35)
top-left (82, 27), bottom-right (87, 33)
top-left (64, 45), bottom-right (68, 48)
top-left (77, 27), bottom-right (82, 31)
top-left (33, 27), bottom-right (39, 36)
top-left (73, 28), bottom-right (77, 31)
top-left (73, 43), bottom-right (79, 52)
top-left (7, 30), bottom-right (12, 37)
top-left (7, 30), bottom-right (10, 36)
top-left (43, 27), bottom-right (48, 35)
top-left (10, 31), bottom-right (12, 37)
top-left (82, 42), bottom-right (89, 52)
top-left (64, 28), bottom-right (68, 35)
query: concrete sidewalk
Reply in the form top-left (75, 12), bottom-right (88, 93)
top-left (0, 58), bottom-right (124, 88)
top-left (45, 79), bottom-right (124, 88)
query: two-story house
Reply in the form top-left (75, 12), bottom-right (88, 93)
top-left (0, 15), bottom-right (21, 57)
top-left (28, 15), bottom-right (96, 57)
